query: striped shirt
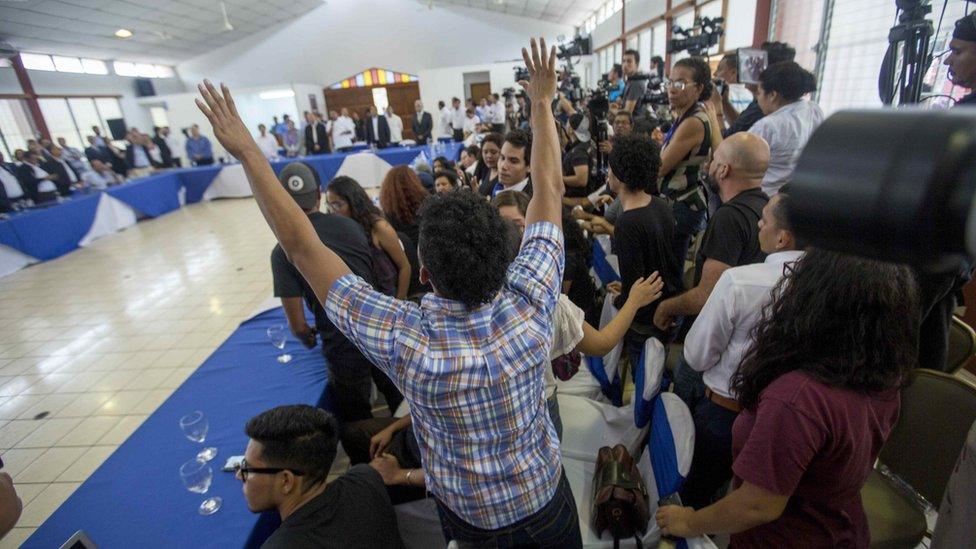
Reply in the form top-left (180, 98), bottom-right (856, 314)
top-left (325, 221), bottom-right (565, 529)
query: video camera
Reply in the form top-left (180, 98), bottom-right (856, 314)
top-left (667, 17), bottom-right (725, 56)
top-left (513, 66), bottom-right (530, 83)
top-left (556, 35), bottom-right (592, 60)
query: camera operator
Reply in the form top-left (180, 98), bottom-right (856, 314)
top-left (621, 49), bottom-right (647, 114)
top-left (712, 42), bottom-right (796, 137)
top-left (945, 13), bottom-right (976, 105)
top-left (658, 57), bottom-right (722, 279)
top-left (562, 113), bottom-right (594, 199)
top-left (598, 111), bottom-right (634, 157)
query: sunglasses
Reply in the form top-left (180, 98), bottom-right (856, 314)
top-left (236, 458), bottom-right (305, 482)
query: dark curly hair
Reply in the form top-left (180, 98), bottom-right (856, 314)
top-left (327, 176), bottom-right (382, 236)
top-left (504, 129), bottom-right (532, 166)
top-left (433, 170), bottom-right (459, 189)
top-left (762, 41), bottom-right (797, 65)
top-left (730, 249), bottom-right (918, 411)
top-left (474, 132), bottom-right (504, 182)
top-left (759, 61), bottom-right (817, 102)
top-left (674, 56), bottom-right (714, 103)
top-left (418, 191), bottom-right (511, 309)
top-left (379, 165), bottom-right (428, 227)
top-left (608, 134), bottom-right (662, 194)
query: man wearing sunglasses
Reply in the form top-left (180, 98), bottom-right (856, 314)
top-left (238, 405), bottom-right (402, 548)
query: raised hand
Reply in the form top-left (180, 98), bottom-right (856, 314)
top-left (195, 80), bottom-right (256, 159)
top-left (518, 37), bottom-right (557, 103)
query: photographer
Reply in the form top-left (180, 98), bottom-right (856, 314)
top-left (562, 113), bottom-right (594, 199)
top-left (607, 63), bottom-right (626, 102)
top-left (620, 49), bottom-right (647, 114)
top-left (713, 42), bottom-right (796, 137)
top-left (658, 57), bottom-right (721, 277)
top-left (598, 110), bottom-right (634, 156)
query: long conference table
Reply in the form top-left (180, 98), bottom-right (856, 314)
top-left (0, 143), bottom-right (463, 278)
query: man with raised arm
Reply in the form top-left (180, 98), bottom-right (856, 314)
top-left (195, 37), bottom-right (581, 547)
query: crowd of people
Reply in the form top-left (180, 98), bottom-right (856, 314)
top-left (177, 25), bottom-right (976, 547)
top-left (3, 11), bottom-right (972, 546)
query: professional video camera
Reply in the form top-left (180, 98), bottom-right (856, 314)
top-left (667, 17), bottom-right (725, 56)
top-left (587, 91), bottom-right (611, 187)
top-left (556, 35), bottom-right (592, 60)
top-left (513, 66), bottom-right (530, 83)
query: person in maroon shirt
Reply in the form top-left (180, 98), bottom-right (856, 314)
top-left (657, 249), bottom-right (919, 548)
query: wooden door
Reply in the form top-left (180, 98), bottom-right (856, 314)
top-left (323, 82), bottom-right (421, 140)
top-left (469, 82), bottom-right (492, 103)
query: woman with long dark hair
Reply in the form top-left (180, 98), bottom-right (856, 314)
top-left (378, 165), bottom-right (428, 246)
top-left (326, 176), bottom-right (411, 300)
top-left (657, 249), bottom-right (919, 548)
top-left (474, 132), bottom-right (504, 195)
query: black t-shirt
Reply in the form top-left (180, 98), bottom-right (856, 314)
top-left (271, 212), bottom-right (375, 365)
top-left (262, 465), bottom-right (404, 549)
top-left (622, 76), bottom-right (648, 107)
top-left (694, 187), bottom-right (769, 284)
top-left (611, 198), bottom-right (683, 327)
top-left (562, 141), bottom-right (593, 198)
top-left (565, 248), bottom-right (596, 317)
top-left (722, 99), bottom-right (765, 137)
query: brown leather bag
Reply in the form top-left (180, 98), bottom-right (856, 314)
top-left (592, 444), bottom-right (650, 548)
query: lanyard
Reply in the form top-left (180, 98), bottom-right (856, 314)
top-left (663, 105), bottom-right (699, 147)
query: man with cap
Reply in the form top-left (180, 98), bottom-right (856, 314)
top-left (946, 13), bottom-right (976, 105)
top-left (270, 163), bottom-right (394, 423)
top-left (562, 112), bottom-right (593, 200)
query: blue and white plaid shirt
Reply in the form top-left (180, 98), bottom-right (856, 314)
top-left (326, 221), bottom-right (565, 529)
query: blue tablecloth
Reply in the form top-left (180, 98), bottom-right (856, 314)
top-left (25, 308), bottom-right (328, 548)
top-left (0, 143), bottom-right (462, 265)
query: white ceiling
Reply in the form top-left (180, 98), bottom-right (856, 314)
top-left (415, 0), bottom-right (603, 26)
top-left (0, 0), bottom-right (323, 66)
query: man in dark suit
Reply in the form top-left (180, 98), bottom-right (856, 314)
top-left (304, 112), bottom-right (330, 156)
top-left (364, 106), bottom-right (391, 148)
top-left (411, 100), bottom-right (433, 144)
top-left (152, 127), bottom-right (174, 167)
top-left (0, 152), bottom-right (28, 212)
top-left (16, 151), bottom-right (59, 203)
top-left (480, 130), bottom-right (532, 198)
top-left (85, 135), bottom-right (127, 177)
top-left (42, 146), bottom-right (80, 196)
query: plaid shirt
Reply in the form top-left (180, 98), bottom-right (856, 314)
top-left (326, 221), bottom-right (565, 529)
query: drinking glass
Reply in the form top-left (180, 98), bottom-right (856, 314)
top-left (180, 411), bottom-right (217, 462)
top-left (267, 325), bottom-right (292, 363)
top-left (180, 458), bottom-right (222, 515)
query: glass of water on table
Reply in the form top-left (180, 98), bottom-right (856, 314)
top-left (180, 458), bottom-right (222, 515)
top-left (267, 324), bottom-right (292, 363)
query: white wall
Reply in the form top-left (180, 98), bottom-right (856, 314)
top-left (418, 62), bottom-right (532, 138)
top-left (293, 84), bottom-right (325, 116)
top-left (0, 67), bottom-right (186, 134)
top-left (177, 0), bottom-right (571, 90)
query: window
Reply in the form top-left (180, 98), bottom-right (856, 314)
top-left (639, 29), bottom-right (652, 70)
top-left (772, 0), bottom-right (825, 71)
top-left (95, 98), bottom-right (123, 133)
top-left (81, 58), bottom-right (108, 75)
top-left (372, 87), bottom-right (389, 111)
top-left (21, 53), bottom-right (56, 71)
top-left (651, 22), bottom-right (667, 58)
top-left (113, 61), bottom-right (174, 78)
top-left (39, 99), bottom-right (79, 149)
top-left (699, 0), bottom-right (725, 56)
top-left (150, 107), bottom-right (170, 128)
top-left (0, 99), bottom-right (37, 160)
top-left (68, 99), bottom-right (104, 143)
top-left (52, 56), bottom-right (84, 73)
top-left (725, 0), bottom-right (758, 51)
top-left (0, 58), bottom-right (10, 68)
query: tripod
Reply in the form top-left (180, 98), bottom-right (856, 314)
top-left (879, 0), bottom-right (935, 105)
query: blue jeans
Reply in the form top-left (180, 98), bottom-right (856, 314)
top-left (435, 469), bottom-right (583, 548)
top-left (671, 200), bottom-right (708, 285)
top-left (673, 355), bottom-right (706, 411)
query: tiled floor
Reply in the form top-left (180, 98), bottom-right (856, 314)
top-left (0, 198), bottom-right (277, 547)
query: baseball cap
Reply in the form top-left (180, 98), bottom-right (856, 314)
top-left (278, 162), bottom-right (321, 210)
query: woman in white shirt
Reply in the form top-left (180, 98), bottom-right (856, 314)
top-left (748, 61), bottom-right (824, 196)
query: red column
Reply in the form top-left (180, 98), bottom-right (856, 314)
top-left (753, 0), bottom-right (773, 48)
top-left (11, 54), bottom-right (50, 140)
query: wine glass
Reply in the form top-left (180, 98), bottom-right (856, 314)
top-left (180, 411), bottom-right (217, 462)
top-left (180, 458), bottom-right (222, 515)
top-left (267, 325), bottom-right (292, 364)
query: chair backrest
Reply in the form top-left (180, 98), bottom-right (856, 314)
top-left (946, 316), bottom-right (976, 374)
top-left (879, 369), bottom-right (976, 505)
top-left (585, 296), bottom-right (624, 405)
top-left (633, 336), bottom-right (667, 428)
top-left (590, 235), bottom-right (620, 288)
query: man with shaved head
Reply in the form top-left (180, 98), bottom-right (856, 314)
top-left (654, 132), bottom-right (771, 407)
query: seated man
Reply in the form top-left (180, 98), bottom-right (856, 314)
top-left (653, 132), bottom-right (771, 407)
top-left (196, 37), bottom-right (582, 546)
top-left (16, 151), bottom-right (59, 203)
top-left (239, 405), bottom-right (402, 548)
top-left (270, 166), bottom-right (397, 422)
top-left (82, 159), bottom-right (124, 189)
top-left (679, 186), bottom-right (805, 510)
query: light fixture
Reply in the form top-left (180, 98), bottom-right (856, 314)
top-left (115, 28), bottom-right (133, 38)
top-left (259, 89), bottom-right (295, 100)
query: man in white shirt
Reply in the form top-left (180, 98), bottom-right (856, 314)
top-left (385, 106), bottom-right (403, 145)
top-left (462, 109), bottom-right (479, 141)
top-left (489, 93), bottom-right (506, 133)
top-left (679, 185), bottom-right (805, 509)
top-left (332, 109), bottom-right (356, 152)
top-left (82, 159), bottom-right (124, 189)
top-left (438, 100), bottom-right (452, 139)
top-left (450, 97), bottom-right (465, 142)
top-left (256, 124), bottom-right (280, 160)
